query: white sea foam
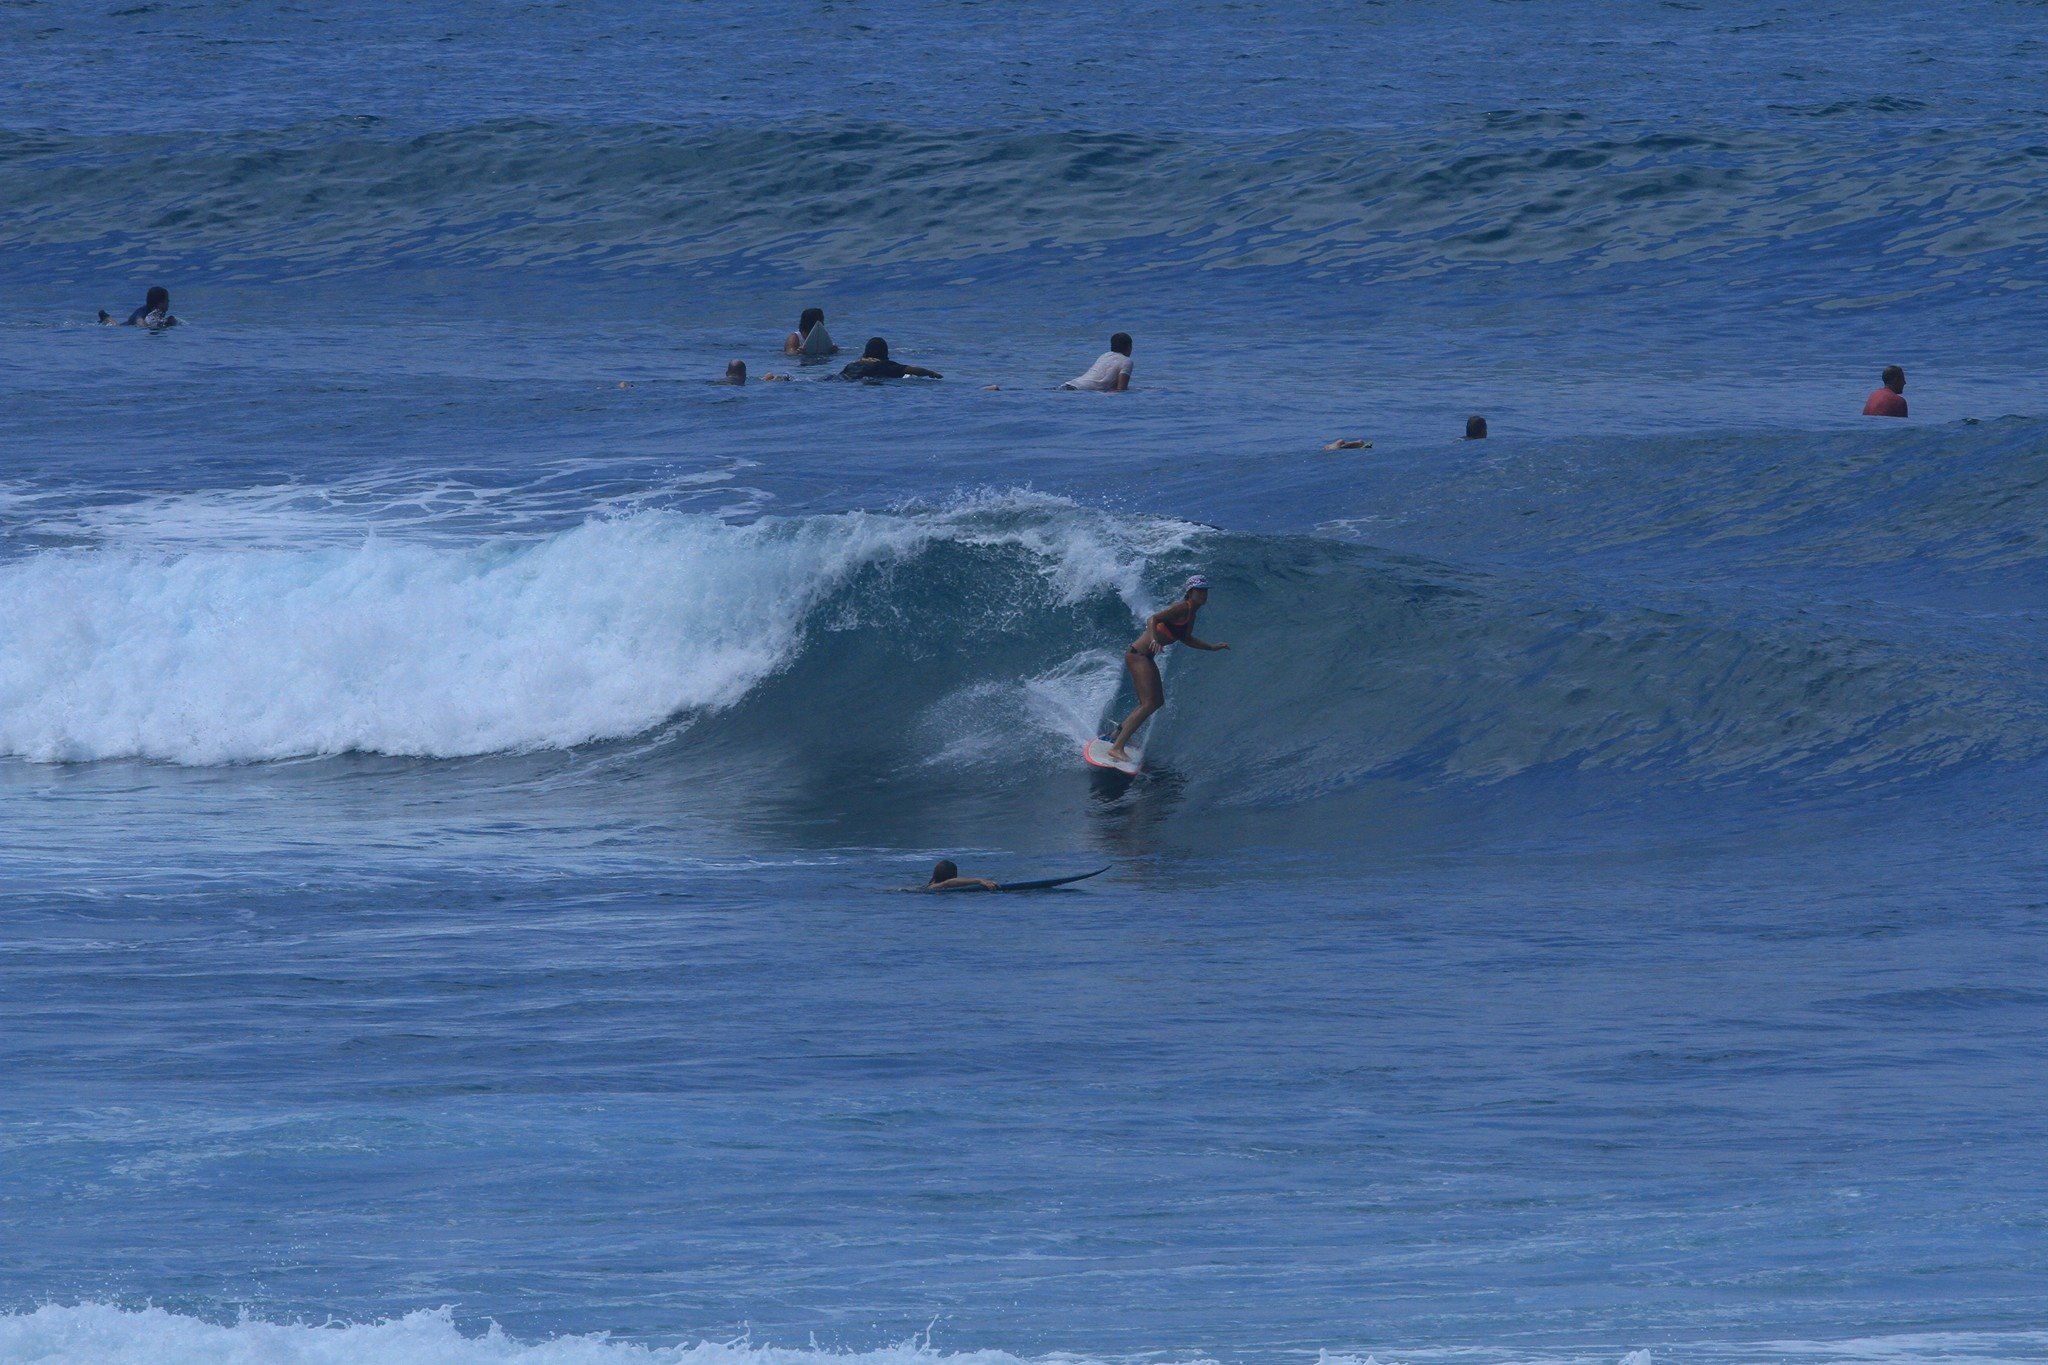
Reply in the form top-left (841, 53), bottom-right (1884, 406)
top-left (0, 493), bottom-right (1195, 766)
top-left (0, 1305), bottom-right (1039, 1365)
top-left (2, 1310), bottom-right (2043, 1365)
top-left (917, 650), bottom-right (1131, 771)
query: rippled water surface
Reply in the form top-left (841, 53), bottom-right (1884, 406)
top-left (3, 2), bottom-right (2048, 1362)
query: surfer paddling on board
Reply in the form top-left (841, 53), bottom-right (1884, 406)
top-left (1103, 574), bottom-right (1229, 764)
top-left (925, 860), bottom-right (998, 892)
top-left (918, 861), bottom-right (1109, 892)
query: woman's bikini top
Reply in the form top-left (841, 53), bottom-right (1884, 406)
top-left (1148, 611), bottom-right (1193, 648)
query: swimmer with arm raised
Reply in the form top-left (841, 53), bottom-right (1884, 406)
top-left (1105, 574), bottom-right (1229, 762)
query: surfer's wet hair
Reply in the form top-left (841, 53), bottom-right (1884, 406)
top-left (1110, 332), bottom-right (1132, 356)
top-left (864, 337), bottom-right (890, 360)
top-left (798, 307), bottom-right (824, 335)
top-left (145, 286), bottom-right (170, 311)
top-left (931, 859), bottom-right (958, 883)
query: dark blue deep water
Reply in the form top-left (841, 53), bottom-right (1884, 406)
top-left (4, 3), bottom-right (2048, 1362)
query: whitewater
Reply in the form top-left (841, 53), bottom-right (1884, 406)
top-left (0, 494), bottom-right (1185, 764)
top-left (5, 2), bottom-right (2048, 1363)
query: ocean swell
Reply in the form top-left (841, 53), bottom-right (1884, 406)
top-left (4, 116), bottom-right (2044, 288)
top-left (1, 490), bottom-right (2037, 797)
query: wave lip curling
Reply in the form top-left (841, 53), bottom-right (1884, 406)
top-left (0, 495), bottom-right (1183, 767)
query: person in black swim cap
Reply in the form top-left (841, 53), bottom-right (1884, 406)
top-left (99, 285), bottom-right (178, 328)
top-left (924, 859), bottom-right (997, 892)
top-left (1105, 574), bottom-right (1230, 762)
top-left (839, 337), bottom-right (941, 382)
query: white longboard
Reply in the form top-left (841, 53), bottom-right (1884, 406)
top-left (1083, 737), bottom-right (1142, 775)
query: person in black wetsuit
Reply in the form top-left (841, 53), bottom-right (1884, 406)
top-left (838, 337), bottom-right (940, 381)
top-left (1105, 574), bottom-right (1230, 762)
top-left (99, 286), bottom-right (178, 328)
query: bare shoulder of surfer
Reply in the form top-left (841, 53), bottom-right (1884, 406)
top-left (924, 859), bottom-right (998, 892)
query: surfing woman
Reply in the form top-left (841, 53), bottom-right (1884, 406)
top-left (1105, 574), bottom-right (1229, 762)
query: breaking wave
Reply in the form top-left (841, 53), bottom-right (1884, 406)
top-left (2, 484), bottom-right (2040, 803)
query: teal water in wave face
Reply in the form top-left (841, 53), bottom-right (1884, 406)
top-left (4, 3), bottom-right (2048, 1362)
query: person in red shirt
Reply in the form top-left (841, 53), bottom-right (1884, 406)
top-left (1863, 365), bottom-right (1908, 417)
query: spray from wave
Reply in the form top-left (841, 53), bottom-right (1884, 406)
top-left (0, 493), bottom-right (1191, 765)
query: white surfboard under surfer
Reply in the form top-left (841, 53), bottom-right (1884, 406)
top-left (1083, 574), bottom-right (1230, 773)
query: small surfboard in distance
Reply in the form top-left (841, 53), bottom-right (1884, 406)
top-left (997, 866), bottom-right (1110, 892)
top-left (1083, 737), bottom-right (1142, 775)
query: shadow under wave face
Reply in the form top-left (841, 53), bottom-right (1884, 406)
top-left (679, 531), bottom-right (2048, 841)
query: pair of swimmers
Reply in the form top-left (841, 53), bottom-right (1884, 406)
top-left (1326, 415), bottom-right (1486, 450)
top-left (739, 336), bottom-right (943, 382)
top-left (784, 309), bottom-right (930, 379)
top-left (770, 309), bottom-right (1129, 388)
top-left (743, 314), bottom-right (942, 383)
top-left (833, 331), bottom-right (1121, 387)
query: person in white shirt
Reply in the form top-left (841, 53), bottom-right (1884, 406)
top-left (1061, 332), bottom-right (1133, 391)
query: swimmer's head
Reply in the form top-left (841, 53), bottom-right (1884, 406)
top-left (725, 359), bottom-right (747, 385)
top-left (145, 286), bottom-right (169, 312)
top-left (1182, 573), bottom-right (1210, 603)
top-left (798, 307), bottom-right (824, 335)
top-left (1110, 332), bottom-right (1133, 356)
top-left (930, 859), bottom-right (958, 884)
top-left (863, 337), bottom-right (890, 360)
top-left (1882, 365), bottom-right (1905, 392)
top-left (1465, 415), bottom-right (1488, 439)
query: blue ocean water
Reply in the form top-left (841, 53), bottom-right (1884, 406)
top-left (5, 2), bottom-right (2048, 1361)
